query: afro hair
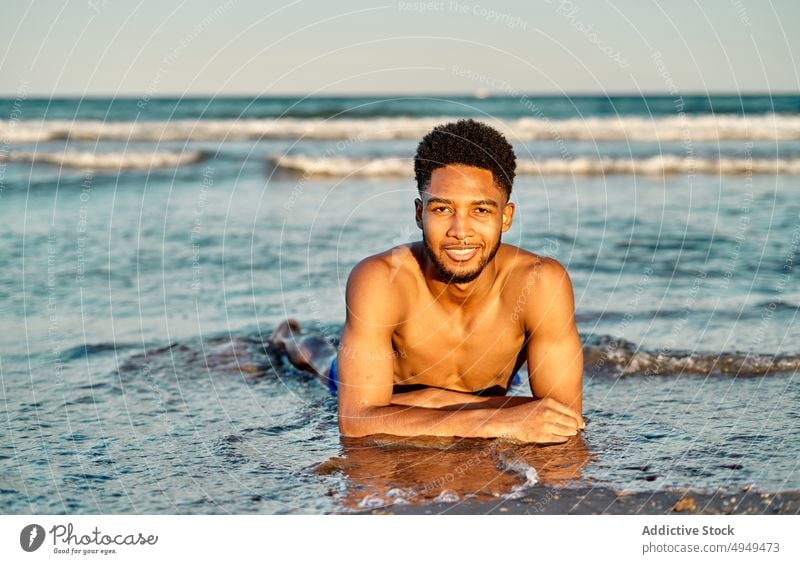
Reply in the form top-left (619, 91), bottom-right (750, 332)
top-left (414, 119), bottom-right (516, 198)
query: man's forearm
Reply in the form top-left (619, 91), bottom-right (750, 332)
top-left (338, 403), bottom-right (514, 439)
top-left (390, 387), bottom-right (533, 410)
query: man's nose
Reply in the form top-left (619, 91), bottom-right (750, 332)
top-left (447, 213), bottom-right (474, 240)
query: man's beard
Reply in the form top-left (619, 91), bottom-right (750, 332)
top-left (423, 233), bottom-right (502, 284)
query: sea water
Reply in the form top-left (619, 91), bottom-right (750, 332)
top-left (1, 95), bottom-right (798, 513)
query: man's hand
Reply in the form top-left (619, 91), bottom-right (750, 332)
top-left (486, 397), bottom-right (583, 444)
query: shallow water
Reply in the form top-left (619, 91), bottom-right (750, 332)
top-left (2, 332), bottom-right (796, 513)
top-left (2, 96), bottom-right (798, 513)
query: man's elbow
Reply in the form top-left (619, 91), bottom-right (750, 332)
top-left (337, 406), bottom-right (376, 437)
top-left (338, 415), bottom-right (364, 437)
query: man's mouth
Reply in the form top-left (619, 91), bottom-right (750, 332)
top-left (443, 246), bottom-right (480, 262)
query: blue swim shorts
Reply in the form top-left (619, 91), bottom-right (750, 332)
top-left (327, 356), bottom-right (339, 395)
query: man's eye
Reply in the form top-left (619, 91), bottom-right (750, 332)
top-left (432, 206), bottom-right (449, 213)
top-left (475, 208), bottom-right (490, 214)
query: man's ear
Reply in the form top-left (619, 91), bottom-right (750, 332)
top-left (501, 201), bottom-right (515, 232)
top-left (415, 198), bottom-right (423, 229)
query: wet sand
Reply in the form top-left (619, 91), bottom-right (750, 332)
top-left (356, 487), bottom-right (800, 515)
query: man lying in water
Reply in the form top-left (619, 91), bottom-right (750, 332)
top-left (272, 118), bottom-right (584, 444)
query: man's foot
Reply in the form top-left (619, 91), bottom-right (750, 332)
top-left (270, 318), bottom-right (302, 351)
top-left (271, 319), bottom-right (318, 372)
top-left (270, 319), bottom-right (338, 388)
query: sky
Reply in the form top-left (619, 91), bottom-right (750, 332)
top-left (1, 0), bottom-right (798, 96)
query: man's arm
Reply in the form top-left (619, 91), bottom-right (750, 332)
top-left (523, 258), bottom-right (584, 427)
top-left (336, 257), bottom-right (581, 443)
top-left (390, 387), bottom-right (533, 410)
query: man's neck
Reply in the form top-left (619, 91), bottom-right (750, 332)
top-left (421, 254), bottom-right (499, 311)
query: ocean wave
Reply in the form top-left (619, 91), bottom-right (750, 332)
top-left (0, 150), bottom-right (207, 169)
top-left (3, 114), bottom-right (800, 143)
top-left (115, 331), bottom-right (800, 382)
top-left (273, 155), bottom-right (411, 176)
top-left (584, 337), bottom-right (800, 376)
top-left (272, 154), bottom-right (800, 177)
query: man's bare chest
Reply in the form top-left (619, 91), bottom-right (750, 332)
top-left (390, 300), bottom-right (526, 392)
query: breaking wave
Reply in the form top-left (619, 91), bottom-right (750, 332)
top-left (584, 337), bottom-right (800, 376)
top-left (0, 150), bottom-right (207, 169)
top-left (271, 154), bottom-right (800, 177)
top-left (3, 114), bottom-right (800, 143)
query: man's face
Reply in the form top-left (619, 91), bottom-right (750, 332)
top-left (415, 164), bottom-right (515, 284)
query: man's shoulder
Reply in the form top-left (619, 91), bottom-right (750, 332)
top-left (499, 245), bottom-right (575, 327)
top-left (345, 245), bottom-right (417, 324)
top-left (348, 243), bottom-right (418, 283)
top-left (499, 244), bottom-right (568, 285)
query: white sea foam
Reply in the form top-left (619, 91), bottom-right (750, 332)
top-left (357, 494), bottom-right (387, 509)
top-left (273, 155), bottom-right (411, 176)
top-left (433, 489), bottom-right (460, 503)
top-left (515, 156), bottom-right (800, 175)
top-left (0, 118), bottom-right (440, 143)
top-left (272, 154), bottom-right (800, 177)
top-left (0, 150), bottom-right (206, 170)
top-left (2, 114), bottom-right (799, 143)
top-left (494, 449), bottom-right (539, 499)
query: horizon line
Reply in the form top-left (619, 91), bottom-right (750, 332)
top-left (2, 90), bottom-right (799, 99)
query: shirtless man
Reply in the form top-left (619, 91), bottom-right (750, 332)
top-left (273, 119), bottom-right (584, 444)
